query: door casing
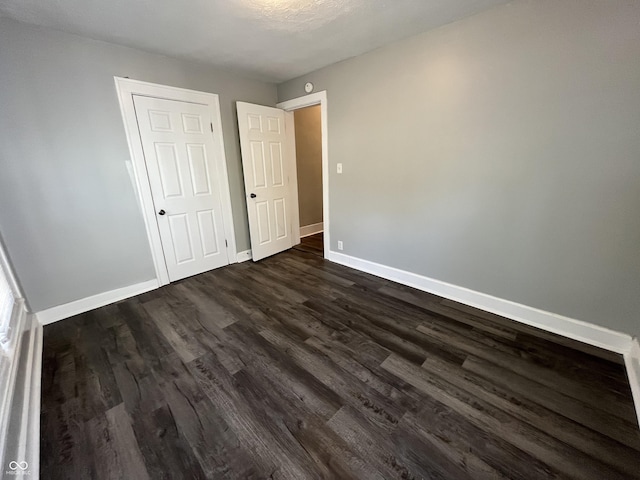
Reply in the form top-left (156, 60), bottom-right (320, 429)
top-left (114, 77), bottom-right (237, 286)
top-left (277, 91), bottom-right (329, 259)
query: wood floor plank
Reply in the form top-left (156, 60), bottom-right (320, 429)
top-left (325, 406), bottom-right (414, 480)
top-left (221, 322), bottom-right (343, 420)
top-left (335, 293), bottom-right (469, 366)
top-left (405, 402), bottom-right (563, 480)
top-left (462, 355), bottom-right (640, 450)
top-left (378, 284), bottom-right (520, 340)
top-left (230, 368), bottom-right (342, 479)
top-left (41, 348), bottom-right (77, 410)
top-left (141, 297), bottom-right (209, 363)
top-left (282, 416), bottom-right (383, 480)
top-left (161, 369), bottom-right (260, 479)
top-left (389, 417), bottom-right (479, 480)
top-left (277, 254), bottom-right (355, 289)
top-left (259, 326), bottom-right (405, 433)
top-left (40, 399), bottom-right (94, 480)
top-left (381, 353), bottom-right (633, 480)
top-left (41, 233), bottom-right (640, 479)
top-left (307, 296), bottom-right (438, 365)
top-left (74, 347), bottom-right (123, 422)
top-left (187, 352), bottom-right (320, 480)
top-left (440, 298), bottom-right (626, 363)
top-left (420, 356), bottom-right (640, 478)
top-left (416, 323), bottom-right (638, 423)
top-left (86, 403), bottom-right (150, 480)
top-left (115, 300), bottom-right (176, 371)
top-left (172, 282), bottom-right (239, 329)
top-left (302, 297), bottom-right (396, 364)
top-left (327, 405), bottom-right (472, 480)
top-left (131, 404), bottom-right (209, 480)
top-left (193, 270), bottom-right (293, 334)
top-left (304, 335), bottom-right (421, 413)
top-left (395, 413), bottom-right (511, 480)
top-left (221, 262), bottom-right (309, 305)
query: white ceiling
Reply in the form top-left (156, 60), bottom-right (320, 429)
top-left (0, 0), bottom-right (512, 82)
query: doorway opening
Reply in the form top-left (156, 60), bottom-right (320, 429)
top-left (277, 91), bottom-right (329, 259)
top-left (292, 105), bottom-right (323, 255)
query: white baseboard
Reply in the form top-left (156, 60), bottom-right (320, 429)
top-left (300, 222), bottom-right (324, 238)
top-left (236, 250), bottom-right (252, 263)
top-left (624, 339), bottom-right (640, 426)
top-left (327, 251), bottom-right (633, 354)
top-left (36, 279), bottom-right (158, 326)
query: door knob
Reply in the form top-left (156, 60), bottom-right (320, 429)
top-left (250, 193), bottom-right (257, 198)
top-left (158, 209), bottom-right (166, 215)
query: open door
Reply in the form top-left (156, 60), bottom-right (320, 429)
top-left (237, 102), bottom-right (299, 261)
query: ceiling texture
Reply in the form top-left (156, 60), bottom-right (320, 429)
top-left (0, 0), bottom-right (512, 82)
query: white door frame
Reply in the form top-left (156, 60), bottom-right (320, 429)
top-left (277, 91), bottom-right (329, 259)
top-left (114, 77), bottom-right (237, 286)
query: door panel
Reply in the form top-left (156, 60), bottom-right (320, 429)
top-left (196, 210), bottom-right (219, 256)
top-left (156, 144), bottom-right (184, 198)
top-left (274, 198), bottom-right (287, 239)
top-left (168, 214), bottom-right (194, 264)
top-left (237, 102), bottom-right (294, 261)
top-left (187, 144), bottom-right (212, 196)
top-left (134, 95), bottom-right (229, 281)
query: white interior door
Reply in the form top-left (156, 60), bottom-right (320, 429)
top-left (237, 102), bottom-right (296, 261)
top-left (134, 95), bottom-right (230, 281)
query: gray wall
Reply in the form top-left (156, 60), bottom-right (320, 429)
top-left (294, 106), bottom-right (323, 227)
top-left (279, 0), bottom-right (640, 337)
top-left (0, 18), bottom-right (277, 312)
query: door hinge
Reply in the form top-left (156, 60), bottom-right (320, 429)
top-left (211, 123), bottom-right (214, 132)
top-left (225, 239), bottom-right (228, 247)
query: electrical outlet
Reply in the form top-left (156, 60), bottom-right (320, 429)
top-left (337, 240), bottom-right (343, 251)
top-left (337, 163), bottom-right (343, 174)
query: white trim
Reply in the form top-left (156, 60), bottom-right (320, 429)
top-left (327, 251), bottom-right (633, 354)
top-left (300, 222), bottom-right (324, 238)
top-left (15, 316), bottom-right (42, 478)
top-left (0, 239), bottom-right (22, 299)
top-left (0, 300), bottom-right (28, 471)
top-left (283, 111), bottom-right (301, 246)
top-left (624, 339), bottom-right (640, 425)
top-left (114, 77), bottom-right (237, 286)
top-left (236, 250), bottom-right (253, 263)
top-left (36, 279), bottom-right (158, 326)
top-left (0, 238), bottom-right (24, 346)
top-left (277, 91), bottom-right (329, 260)
top-left (0, 314), bottom-right (42, 479)
top-left (27, 319), bottom-right (42, 479)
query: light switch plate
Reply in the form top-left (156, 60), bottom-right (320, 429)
top-left (337, 163), bottom-right (343, 174)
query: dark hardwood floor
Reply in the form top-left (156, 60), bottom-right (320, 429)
top-left (41, 233), bottom-right (640, 479)
top-left (293, 232), bottom-right (324, 257)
